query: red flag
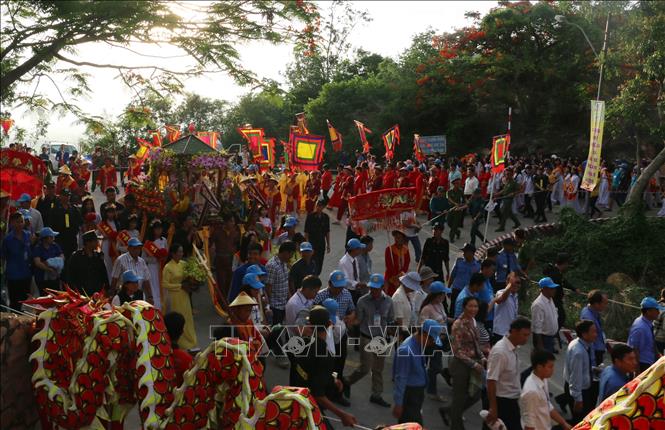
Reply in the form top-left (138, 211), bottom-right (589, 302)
top-left (327, 120), bottom-right (343, 152)
top-left (196, 131), bottom-right (219, 149)
top-left (491, 134), bottom-right (510, 174)
top-left (413, 134), bottom-right (426, 162)
top-left (354, 120), bottom-right (372, 154)
top-left (238, 128), bottom-right (265, 154)
top-left (165, 124), bottom-right (181, 143)
top-left (147, 130), bottom-right (162, 147)
top-left (382, 125), bottom-right (400, 160)
top-left (1, 118), bottom-right (15, 135)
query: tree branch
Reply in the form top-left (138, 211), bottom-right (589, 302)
top-left (53, 53), bottom-right (202, 76)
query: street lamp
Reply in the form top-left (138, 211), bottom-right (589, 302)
top-left (555, 13), bottom-right (609, 101)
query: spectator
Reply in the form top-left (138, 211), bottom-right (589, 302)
top-left (304, 199), bottom-right (330, 274)
top-left (338, 238), bottom-right (368, 304)
top-left (495, 238), bottom-right (523, 290)
top-left (49, 189), bottom-right (82, 259)
top-left (344, 273), bottom-right (394, 408)
top-left (448, 243), bottom-right (480, 314)
top-left (492, 273), bottom-right (521, 344)
top-left (110, 238), bottom-right (153, 303)
top-left (597, 343), bottom-right (638, 404)
top-left (265, 241), bottom-right (296, 325)
top-left (17, 193), bottom-right (44, 233)
top-left (418, 222), bottom-right (450, 282)
top-left (486, 317), bottom-right (532, 430)
top-left (393, 319), bottom-right (443, 425)
top-left (520, 349), bottom-right (572, 430)
top-left (111, 270), bottom-right (144, 306)
top-left (1, 212), bottom-right (33, 309)
top-left (164, 312), bottom-right (193, 387)
top-left (357, 235), bottom-right (374, 284)
top-left (289, 242), bottom-right (318, 292)
top-left (228, 243), bottom-right (264, 302)
top-left (563, 319), bottom-right (599, 422)
top-left (392, 272), bottom-right (425, 333)
top-left (531, 277), bottom-right (560, 353)
top-left (580, 290), bottom-right (609, 365)
top-left (454, 272), bottom-right (486, 319)
top-left (441, 297), bottom-right (486, 429)
top-left (32, 227), bottom-right (64, 295)
top-left (66, 230), bottom-right (108, 296)
top-left (628, 297), bottom-right (663, 372)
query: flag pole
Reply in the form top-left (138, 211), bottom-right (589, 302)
top-left (483, 173), bottom-right (495, 243)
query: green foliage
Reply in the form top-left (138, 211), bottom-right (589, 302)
top-left (520, 208), bottom-right (665, 340)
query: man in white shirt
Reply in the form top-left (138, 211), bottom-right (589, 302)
top-left (531, 277), bottom-right (559, 353)
top-left (486, 317), bottom-right (532, 430)
top-left (391, 272), bottom-right (425, 333)
top-left (110, 238), bottom-right (153, 304)
top-left (285, 275), bottom-right (322, 334)
top-left (338, 238), bottom-right (368, 303)
top-left (521, 349), bottom-right (571, 430)
top-left (492, 274), bottom-right (521, 343)
top-left (522, 165), bottom-right (535, 218)
top-left (464, 167), bottom-right (480, 199)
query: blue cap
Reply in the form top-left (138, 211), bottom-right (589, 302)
top-left (450, 171), bottom-right (462, 182)
top-left (430, 281), bottom-right (451, 294)
top-left (246, 264), bottom-right (267, 276)
top-left (329, 270), bottom-right (348, 288)
top-left (17, 193), bottom-right (31, 203)
top-left (346, 238), bottom-right (366, 250)
top-left (39, 227), bottom-right (59, 238)
top-left (299, 242), bottom-right (313, 252)
top-left (284, 217), bottom-right (298, 228)
top-left (127, 238), bottom-right (143, 247)
top-left (122, 270), bottom-right (141, 283)
top-left (368, 273), bottom-right (384, 289)
top-left (242, 273), bottom-right (265, 290)
top-left (641, 297), bottom-right (665, 310)
top-left (422, 319), bottom-right (443, 347)
top-left (321, 298), bottom-right (338, 324)
top-left (538, 277), bottom-right (559, 289)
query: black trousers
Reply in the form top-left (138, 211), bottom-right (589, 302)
top-left (311, 241), bottom-right (325, 275)
top-left (535, 193), bottom-right (548, 221)
top-left (7, 278), bottom-right (32, 311)
top-left (272, 308), bottom-right (285, 325)
top-left (399, 385), bottom-right (425, 424)
top-left (497, 397), bottom-right (522, 430)
top-left (564, 381), bottom-right (598, 423)
top-left (334, 334), bottom-right (348, 376)
top-left (523, 194), bottom-right (534, 217)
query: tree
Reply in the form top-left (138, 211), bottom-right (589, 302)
top-left (1, 1), bottom-right (316, 116)
top-left (172, 93), bottom-right (227, 133)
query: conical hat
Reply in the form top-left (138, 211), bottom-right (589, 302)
top-left (229, 291), bottom-right (257, 308)
top-left (59, 165), bottom-right (72, 175)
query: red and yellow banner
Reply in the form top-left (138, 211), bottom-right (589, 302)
top-left (354, 120), bottom-right (372, 154)
top-left (289, 133), bottom-right (325, 171)
top-left (382, 125), bottom-right (400, 160)
top-left (327, 119), bottom-right (343, 152)
top-left (348, 187), bottom-right (418, 221)
top-left (165, 124), bottom-right (181, 143)
top-left (1, 118), bottom-right (15, 135)
top-left (196, 131), bottom-right (220, 150)
top-left (237, 128), bottom-right (264, 154)
top-left (491, 134), bottom-right (510, 174)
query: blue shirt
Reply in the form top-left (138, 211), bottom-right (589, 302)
top-left (32, 242), bottom-right (63, 282)
top-left (454, 286), bottom-right (479, 319)
top-left (477, 279), bottom-right (495, 321)
top-left (580, 305), bottom-right (606, 353)
top-left (493, 289), bottom-right (518, 336)
top-left (495, 251), bottom-right (521, 283)
top-left (597, 365), bottom-right (629, 404)
top-left (628, 316), bottom-right (657, 365)
top-left (564, 338), bottom-right (594, 402)
top-left (227, 262), bottom-right (261, 302)
top-left (450, 258), bottom-right (480, 291)
top-left (1, 230), bottom-right (32, 280)
top-left (392, 335), bottom-right (427, 406)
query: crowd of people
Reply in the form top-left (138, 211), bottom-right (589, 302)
top-left (2, 142), bottom-right (665, 429)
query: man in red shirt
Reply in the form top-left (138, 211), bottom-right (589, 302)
top-left (336, 166), bottom-right (355, 223)
top-left (100, 157), bottom-right (117, 192)
top-left (353, 166), bottom-right (366, 195)
top-left (383, 163), bottom-right (397, 189)
top-left (320, 164), bottom-right (333, 203)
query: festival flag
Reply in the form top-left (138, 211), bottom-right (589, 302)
top-left (165, 124), bottom-right (182, 143)
top-left (327, 119), bottom-right (343, 152)
top-left (1, 118), bottom-right (15, 135)
top-left (135, 137), bottom-right (152, 161)
top-left (147, 130), bottom-right (162, 147)
top-left (382, 125), bottom-right (400, 160)
top-left (581, 100), bottom-right (605, 192)
top-left (490, 134), bottom-right (510, 174)
top-left (289, 132), bottom-right (325, 171)
top-left (257, 137), bottom-right (276, 170)
top-left (354, 120), bottom-right (372, 153)
top-left (413, 134), bottom-right (425, 162)
top-left (237, 127), bottom-right (265, 154)
top-left (295, 112), bottom-right (309, 134)
top-left (196, 131), bottom-right (220, 150)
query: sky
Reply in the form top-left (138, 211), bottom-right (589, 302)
top-left (13, 1), bottom-right (498, 145)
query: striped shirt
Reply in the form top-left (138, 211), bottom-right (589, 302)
top-left (111, 252), bottom-right (151, 284)
top-left (266, 255), bottom-right (290, 310)
top-left (314, 288), bottom-right (355, 320)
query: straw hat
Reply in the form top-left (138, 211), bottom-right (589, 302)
top-left (229, 291), bottom-right (257, 308)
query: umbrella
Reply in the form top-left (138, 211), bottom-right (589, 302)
top-left (0, 149), bottom-right (47, 199)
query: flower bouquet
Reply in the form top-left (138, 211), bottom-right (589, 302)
top-left (189, 153), bottom-right (228, 170)
top-left (182, 257), bottom-right (207, 292)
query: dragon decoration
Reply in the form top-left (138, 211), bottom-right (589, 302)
top-left (26, 288), bottom-right (327, 430)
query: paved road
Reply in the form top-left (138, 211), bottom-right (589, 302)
top-left (95, 185), bottom-right (615, 429)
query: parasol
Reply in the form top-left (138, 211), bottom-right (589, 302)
top-left (0, 149), bottom-right (47, 200)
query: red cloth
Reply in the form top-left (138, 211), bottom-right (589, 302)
top-left (384, 244), bottom-right (410, 296)
top-left (56, 175), bottom-right (78, 195)
top-left (321, 170), bottom-right (333, 190)
top-left (327, 173), bottom-right (346, 209)
top-left (171, 348), bottom-right (193, 388)
top-left (438, 171), bottom-right (449, 191)
top-left (479, 171), bottom-right (491, 198)
top-left (353, 173), bottom-right (366, 195)
top-left (100, 165), bottom-right (117, 190)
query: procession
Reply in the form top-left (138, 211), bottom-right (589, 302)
top-left (1, 1), bottom-right (665, 430)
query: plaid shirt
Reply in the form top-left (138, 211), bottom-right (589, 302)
top-left (313, 287), bottom-right (355, 320)
top-left (266, 255), bottom-right (289, 309)
top-left (451, 316), bottom-right (485, 368)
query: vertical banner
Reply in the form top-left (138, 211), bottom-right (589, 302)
top-left (327, 119), bottom-right (343, 152)
top-left (382, 125), bottom-right (401, 160)
top-left (354, 120), bottom-right (372, 154)
top-left (490, 134), bottom-right (510, 174)
top-left (581, 100), bottom-right (605, 192)
top-left (295, 112), bottom-right (309, 134)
